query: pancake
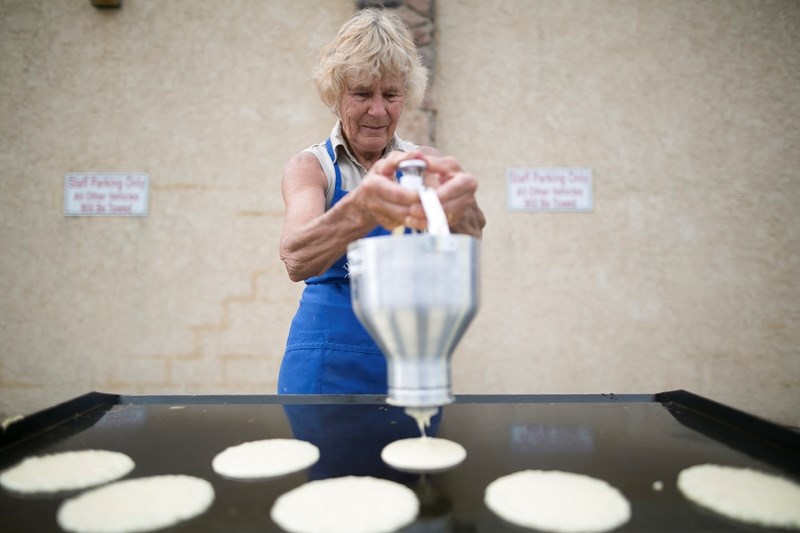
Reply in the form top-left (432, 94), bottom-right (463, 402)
top-left (0, 449), bottom-right (134, 495)
top-left (57, 474), bottom-right (214, 533)
top-left (381, 437), bottom-right (466, 473)
top-left (271, 475), bottom-right (418, 533)
top-left (212, 438), bottom-right (319, 479)
top-left (678, 464), bottom-right (800, 529)
top-left (484, 470), bottom-right (631, 533)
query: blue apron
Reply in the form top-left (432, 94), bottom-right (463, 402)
top-left (278, 139), bottom-right (393, 394)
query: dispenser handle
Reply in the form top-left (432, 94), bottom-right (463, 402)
top-left (419, 188), bottom-right (450, 236)
top-left (398, 159), bottom-right (450, 237)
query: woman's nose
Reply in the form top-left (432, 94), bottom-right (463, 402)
top-left (367, 96), bottom-right (387, 116)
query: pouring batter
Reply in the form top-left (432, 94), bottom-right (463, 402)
top-left (381, 407), bottom-right (467, 474)
top-left (405, 407), bottom-right (439, 437)
top-left (277, 9), bottom-right (485, 397)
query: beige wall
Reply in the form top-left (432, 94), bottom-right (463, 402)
top-left (1, 0), bottom-right (798, 426)
top-left (437, 0), bottom-right (800, 425)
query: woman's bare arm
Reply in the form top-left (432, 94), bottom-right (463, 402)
top-left (279, 151), bottom-right (425, 281)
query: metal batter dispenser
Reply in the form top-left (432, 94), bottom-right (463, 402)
top-left (347, 161), bottom-right (480, 408)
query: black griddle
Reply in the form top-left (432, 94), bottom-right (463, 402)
top-left (1, 391), bottom-right (798, 532)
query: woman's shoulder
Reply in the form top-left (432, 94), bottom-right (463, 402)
top-left (286, 150), bottom-right (323, 172)
top-left (283, 149), bottom-right (334, 206)
top-left (284, 151), bottom-right (327, 185)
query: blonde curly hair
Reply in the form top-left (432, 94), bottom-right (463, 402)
top-left (314, 9), bottom-right (428, 115)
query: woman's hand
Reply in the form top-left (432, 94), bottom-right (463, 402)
top-left (407, 154), bottom-right (486, 237)
top-left (346, 150), bottom-right (427, 231)
top-left (280, 150), bottom-right (425, 281)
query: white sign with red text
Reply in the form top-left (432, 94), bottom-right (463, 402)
top-left (64, 173), bottom-right (149, 217)
top-left (507, 167), bottom-right (593, 212)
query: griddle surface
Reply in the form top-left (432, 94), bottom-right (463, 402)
top-left (1, 391), bottom-right (798, 532)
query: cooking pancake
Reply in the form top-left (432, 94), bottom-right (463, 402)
top-left (57, 475), bottom-right (214, 533)
top-left (485, 470), bottom-right (631, 533)
top-left (381, 437), bottom-right (466, 473)
top-left (0, 450), bottom-right (134, 495)
top-left (678, 464), bottom-right (800, 529)
top-left (271, 475), bottom-right (418, 533)
top-left (212, 438), bottom-right (319, 480)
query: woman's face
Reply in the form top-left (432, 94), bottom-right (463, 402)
top-left (338, 76), bottom-right (405, 165)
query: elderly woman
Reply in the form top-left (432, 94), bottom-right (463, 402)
top-left (278, 9), bottom-right (485, 395)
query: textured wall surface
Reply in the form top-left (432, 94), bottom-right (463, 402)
top-left (0, 0), bottom-right (351, 413)
top-left (1, 0), bottom-right (798, 426)
top-left (437, 0), bottom-right (800, 425)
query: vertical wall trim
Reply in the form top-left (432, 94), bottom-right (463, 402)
top-left (357, 0), bottom-right (436, 145)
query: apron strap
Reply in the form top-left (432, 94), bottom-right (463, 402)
top-left (325, 138), bottom-right (342, 194)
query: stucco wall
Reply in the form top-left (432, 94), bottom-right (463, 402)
top-left (0, 0), bottom-right (351, 414)
top-left (1, 0), bottom-right (798, 426)
top-left (437, 0), bottom-right (800, 425)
